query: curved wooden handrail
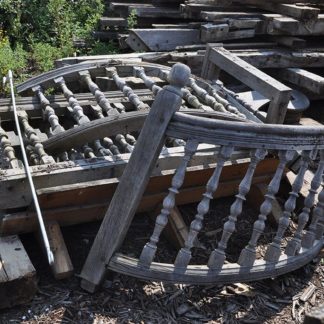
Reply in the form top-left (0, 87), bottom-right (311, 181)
top-left (167, 112), bottom-right (324, 150)
top-left (43, 110), bottom-right (247, 154)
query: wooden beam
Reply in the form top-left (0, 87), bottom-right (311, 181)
top-left (47, 221), bottom-right (74, 279)
top-left (0, 235), bottom-right (37, 309)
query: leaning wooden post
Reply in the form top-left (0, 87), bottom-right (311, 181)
top-left (80, 63), bottom-right (191, 293)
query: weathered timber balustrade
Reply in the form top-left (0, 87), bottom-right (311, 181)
top-left (80, 63), bottom-right (324, 293)
top-left (0, 126), bottom-right (21, 168)
top-left (106, 67), bottom-right (149, 111)
top-left (79, 70), bottom-right (119, 116)
top-left (18, 111), bottom-right (55, 165)
top-left (33, 86), bottom-right (69, 162)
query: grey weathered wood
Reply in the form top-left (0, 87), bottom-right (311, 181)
top-left (238, 150), bottom-right (295, 267)
top-left (0, 235), bottom-right (37, 309)
top-left (80, 63), bottom-right (191, 292)
top-left (209, 148), bottom-right (267, 269)
top-left (202, 46), bottom-right (292, 123)
top-left (139, 139), bottom-right (198, 268)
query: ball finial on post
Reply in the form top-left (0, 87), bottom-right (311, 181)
top-left (167, 63), bottom-right (191, 90)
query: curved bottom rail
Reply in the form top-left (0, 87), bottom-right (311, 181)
top-left (108, 239), bottom-right (323, 285)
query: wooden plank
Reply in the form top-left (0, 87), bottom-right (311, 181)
top-left (243, 1), bottom-right (320, 20)
top-left (47, 221), bottom-right (74, 280)
top-left (80, 64), bottom-right (191, 292)
top-left (277, 68), bottom-right (324, 95)
top-left (304, 304), bottom-right (324, 324)
top-left (0, 235), bottom-right (37, 309)
top-left (128, 29), bottom-right (201, 51)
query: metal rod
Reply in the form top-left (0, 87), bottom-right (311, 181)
top-left (6, 70), bottom-right (54, 265)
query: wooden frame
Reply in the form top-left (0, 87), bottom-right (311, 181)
top-left (201, 44), bottom-right (292, 124)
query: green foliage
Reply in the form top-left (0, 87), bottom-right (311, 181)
top-left (90, 41), bottom-right (120, 55)
top-left (0, 35), bottom-right (28, 94)
top-left (127, 9), bottom-right (138, 29)
top-left (31, 42), bottom-right (62, 72)
top-left (0, 37), bottom-right (27, 78)
top-left (0, 0), bottom-right (105, 56)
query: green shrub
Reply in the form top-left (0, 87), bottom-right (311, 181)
top-left (90, 41), bottom-right (120, 55)
top-left (0, 37), bottom-right (27, 78)
top-left (127, 9), bottom-right (138, 29)
top-left (31, 42), bottom-right (61, 72)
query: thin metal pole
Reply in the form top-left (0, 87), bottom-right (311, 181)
top-left (7, 70), bottom-right (54, 265)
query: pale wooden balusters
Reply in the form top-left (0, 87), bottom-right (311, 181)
top-left (237, 150), bottom-right (295, 267)
top-left (33, 86), bottom-right (69, 161)
top-left (174, 145), bottom-right (234, 271)
top-left (302, 180), bottom-right (324, 248)
top-left (106, 67), bottom-right (149, 111)
top-left (207, 85), bottom-right (246, 119)
top-left (115, 134), bottom-right (134, 153)
top-left (79, 70), bottom-right (119, 116)
top-left (133, 67), bottom-right (162, 96)
top-left (93, 140), bottom-right (113, 157)
top-left (26, 145), bottom-right (40, 165)
top-left (139, 140), bottom-right (199, 268)
top-left (55, 76), bottom-right (111, 158)
top-left (208, 148), bottom-right (268, 270)
top-left (54, 77), bottom-right (90, 125)
top-left (134, 67), bottom-right (210, 111)
top-left (125, 134), bottom-right (136, 146)
top-left (82, 144), bottom-right (96, 159)
top-left (0, 126), bottom-right (21, 168)
top-left (33, 86), bottom-right (65, 136)
top-left (265, 150), bottom-right (312, 262)
top-left (18, 111), bottom-right (55, 164)
top-left (102, 137), bottom-right (120, 155)
top-left (188, 78), bottom-right (229, 114)
top-left (287, 150), bottom-right (324, 255)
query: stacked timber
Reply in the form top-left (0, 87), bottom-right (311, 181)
top-left (95, 0), bottom-right (186, 44)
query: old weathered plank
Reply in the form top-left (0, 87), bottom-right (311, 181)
top-left (0, 235), bottom-right (37, 309)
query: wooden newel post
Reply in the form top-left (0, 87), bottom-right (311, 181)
top-left (80, 63), bottom-right (191, 293)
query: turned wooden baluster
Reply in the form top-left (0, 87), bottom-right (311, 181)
top-left (0, 126), bottom-right (21, 168)
top-left (174, 145), bottom-right (234, 270)
top-left (135, 67), bottom-right (210, 111)
top-left (102, 137), bottom-right (120, 155)
top-left (33, 85), bottom-right (69, 161)
top-left (55, 76), bottom-right (110, 158)
top-left (133, 67), bottom-right (162, 96)
top-left (106, 67), bottom-right (149, 111)
top-left (208, 148), bottom-right (268, 270)
top-left (55, 76), bottom-right (90, 124)
top-left (315, 187), bottom-right (324, 241)
top-left (207, 85), bottom-right (246, 119)
top-left (287, 150), bottom-right (324, 254)
top-left (303, 177), bottom-right (324, 248)
top-left (265, 150), bottom-right (312, 262)
top-left (125, 134), bottom-right (136, 146)
top-left (139, 139), bottom-right (199, 268)
top-left (79, 70), bottom-right (119, 116)
top-left (237, 150), bottom-right (295, 267)
top-left (188, 78), bottom-right (229, 114)
top-left (26, 145), bottom-right (40, 165)
top-left (18, 111), bottom-right (55, 164)
top-left (115, 134), bottom-right (134, 153)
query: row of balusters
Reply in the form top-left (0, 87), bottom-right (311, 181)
top-left (0, 66), bottom-right (244, 167)
top-left (139, 140), bottom-right (324, 270)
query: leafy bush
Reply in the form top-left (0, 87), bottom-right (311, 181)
top-left (0, 36), bottom-right (27, 78)
top-left (90, 41), bottom-right (119, 55)
top-left (0, 0), bottom-right (105, 56)
top-left (31, 42), bottom-right (61, 72)
top-left (127, 9), bottom-right (138, 29)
